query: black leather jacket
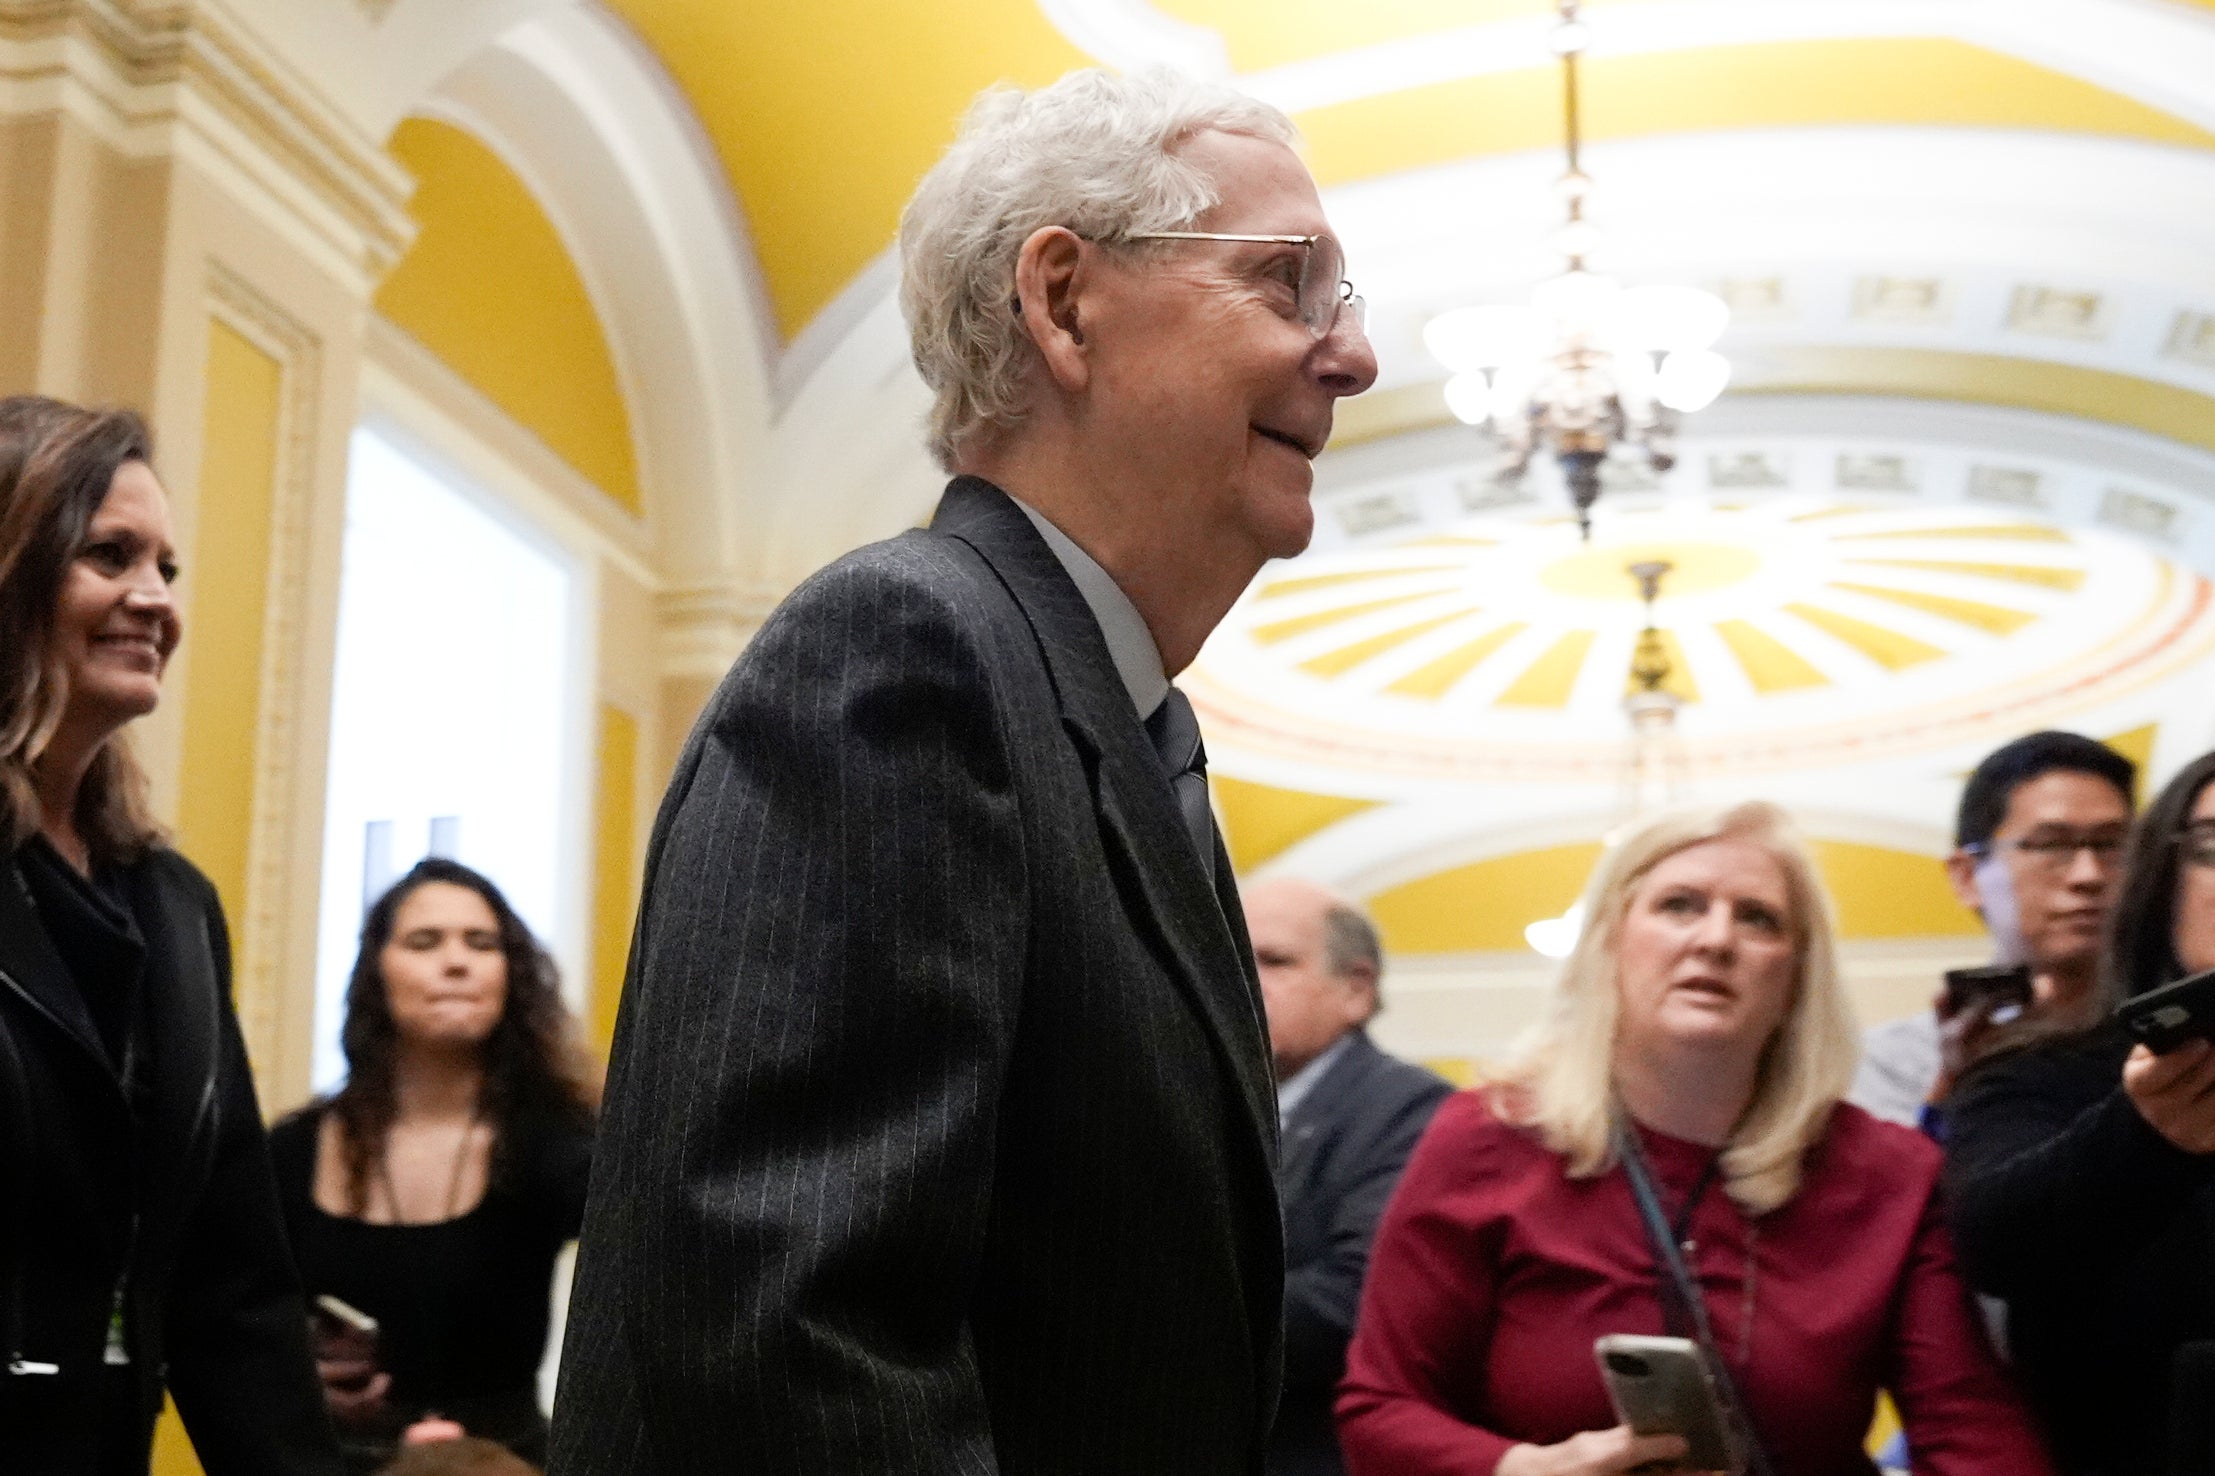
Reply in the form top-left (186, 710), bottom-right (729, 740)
top-left (0, 844), bottom-right (340, 1475)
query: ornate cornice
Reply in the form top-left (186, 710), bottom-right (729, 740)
top-left (0, 0), bottom-right (414, 287)
top-left (658, 580), bottom-right (785, 675)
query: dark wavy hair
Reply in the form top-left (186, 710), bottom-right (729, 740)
top-left (330, 857), bottom-right (597, 1214)
top-left (0, 395), bottom-right (165, 861)
top-left (2098, 751), bottom-right (2215, 1007)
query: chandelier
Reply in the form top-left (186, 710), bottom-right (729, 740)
top-left (1425, 0), bottom-right (1732, 539)
top-left (1525, 558), bottom-right (1685, 956)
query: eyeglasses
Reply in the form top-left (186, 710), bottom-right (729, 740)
top-left (2176, 820), bottom-right (2215, 869)
top-left (1966, 830), bottom-right (2129, 874)
top-left (1121, 231), bottom-right (1367, 340)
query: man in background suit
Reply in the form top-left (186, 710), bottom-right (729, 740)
top-left (1246, 878), bottom-right (1453, 1476)
top-left (550, 68), bottom-right (1376, 1476)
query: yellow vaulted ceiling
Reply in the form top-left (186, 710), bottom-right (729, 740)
top-left (379, 120), bottom-right (642, 513)
top-left (599, 4), bottom-right (2215, 341)
top-left (606, 0), bottom-right (1088, 341)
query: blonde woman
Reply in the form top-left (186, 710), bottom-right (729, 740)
top-left (1337, 801), bottom-right (2050, 1476)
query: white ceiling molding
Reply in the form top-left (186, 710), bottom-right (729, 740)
top-left (1336, 129), bottom-right (2215, 399)
top-left (421, 4), bottom-right (778, 592)
top-left (1042, 0), bottom-right (2215, 133)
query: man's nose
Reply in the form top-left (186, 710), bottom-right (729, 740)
top-left (1316, 318), bottom-right (1379, 398)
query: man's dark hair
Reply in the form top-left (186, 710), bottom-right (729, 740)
top-left (1955, 730), bottom-right (2136, 850)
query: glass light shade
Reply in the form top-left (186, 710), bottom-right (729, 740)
top-left (1490, 364), bottom-right (1538, 423)
top-left (1530, 269), bottom-right (1619, 332)
top-left (1443, 372), bottom-right (1493, 426)
top-left (1553, 219), bottom-right (1604, 261)
top-left (1609, 284), bottom-right (1730, 353)
top-left (1610, 344), bottom-right (1657, 406)
top-left (1655, 348), bottom-right (1731, 412)
top-left (1525, 901), bottom-right (1585, 958)
top-left (1424, 304), bottom-right (1549, 373)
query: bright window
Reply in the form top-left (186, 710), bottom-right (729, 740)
top-left (313, 427), bottom-right (578, 1091)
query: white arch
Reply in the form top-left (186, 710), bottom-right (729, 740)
top-left (418, 4), bottom-right (781, 601)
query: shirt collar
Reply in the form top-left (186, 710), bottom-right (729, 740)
top-left (1014, 500), bottom-right (1169, 718)
top-left (1277, 1029), bottom-right (1359, 1128)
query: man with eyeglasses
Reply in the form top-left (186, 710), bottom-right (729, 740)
top-left (1851, 731), bottom-right (2137, 1132)
top-left (551, 69), bottom-right (1376, 1476)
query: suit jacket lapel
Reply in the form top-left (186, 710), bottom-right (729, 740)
top-left (933, 477), bottom-right (1279, 1157)
top-left (1277, 1031), bottom-right (1379, 1193)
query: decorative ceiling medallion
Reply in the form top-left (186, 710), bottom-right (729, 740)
top-left (1189, 498), bottom-right (2215, 786)
top-left (1851, 277), bottom-right (1949, 325)
top-left (2007, 285), bottom-right (2109, 342)
top-left (1967, 465), bottom-right (2047, 510)
top-left (2166, 312), bottom-right (2215, 372)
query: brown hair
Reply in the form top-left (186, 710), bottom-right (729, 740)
top-left (330, 858), bottom-right (600, 1215)
top-left (0, 395), bottom-right (165, 862)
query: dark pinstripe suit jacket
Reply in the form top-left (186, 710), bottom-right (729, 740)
top-left (550, 477), bottom-right (1284, 1475)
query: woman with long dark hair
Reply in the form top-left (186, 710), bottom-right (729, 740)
top-left (270, 858), bottom-right (596, 1472)
top-left (1946, 751), bottom-right (2215, 1475)
top-left (0, 395), bottom-right (341, 1472)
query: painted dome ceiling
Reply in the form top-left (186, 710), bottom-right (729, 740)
top-left (1191, 497), bottom-right (2212, 785)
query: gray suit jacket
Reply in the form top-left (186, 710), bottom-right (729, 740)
top-left (550, 478), bottom-right (1284, 1475)
top-left (1268, 1032), bottom-right (1451, 1476)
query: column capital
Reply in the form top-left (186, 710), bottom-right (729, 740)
top-left (0, 0), bottom-right (415, 292)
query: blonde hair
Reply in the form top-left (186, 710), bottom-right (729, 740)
top-left (897, 68), bottom-right (1296, 470)
top-left (1493, 800), bottom-right (1860, 1215)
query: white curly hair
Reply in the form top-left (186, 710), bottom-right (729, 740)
top-left (897, 68), bottom-right (1297, 470)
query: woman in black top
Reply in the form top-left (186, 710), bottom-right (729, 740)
top-left (1946, 749), bottom-right (2215, 1476)
top-left (272, 857), bottom-right (595, 1471)
top-left (0, 396), bottom-right (341, 1474)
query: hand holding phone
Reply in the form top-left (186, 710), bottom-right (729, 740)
top-left (1593, 1334), bottom-right (1735, 1474)
top-left (310, 1295), bottom-right (392, 1432)
top-left (2115, 968), bottom-right (2215, 1054)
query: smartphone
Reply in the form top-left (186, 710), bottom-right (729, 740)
top-left (314, 1294), bottom-right (379, 1337)
top-left (2116, 967), bottom-right (2215, 1054)
top-left (1594, 1333), bottom-right (1734, 1473)
top-left (1942, 964), bottom-right (2033, 1019)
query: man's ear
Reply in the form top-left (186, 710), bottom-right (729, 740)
top-left (1944, 849), bottom-right (1986, 917)
top-left (1012, 226), bottom-right (1091, 393)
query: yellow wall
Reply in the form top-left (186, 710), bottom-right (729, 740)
top-left (175, 318), bottom-right (281, 951)
top-left (1366, 836), bottom-right (1981, 955)
top-left (377, 119), bottom-right (642, 514)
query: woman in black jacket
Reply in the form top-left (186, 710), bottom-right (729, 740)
top-left (1945, 749), bottom-right (2215, 1476)
top-left (0, 395), bottom-right (340, 1474)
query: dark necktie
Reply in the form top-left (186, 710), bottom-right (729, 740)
top-left (1145, 688), bottom-right (1216, 885)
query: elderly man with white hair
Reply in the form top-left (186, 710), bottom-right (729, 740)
top-left (550, 68), bottom-right (1376, 1476)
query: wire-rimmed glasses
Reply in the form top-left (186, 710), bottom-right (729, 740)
top-left (1122, 231), bottom-right (1366, 340)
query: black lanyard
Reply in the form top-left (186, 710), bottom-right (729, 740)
top-left (1615, 1120), bottom-right (1777, 1476)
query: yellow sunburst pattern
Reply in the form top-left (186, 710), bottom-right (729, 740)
top-left (1188, 496), bottom-right (2212, 783)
